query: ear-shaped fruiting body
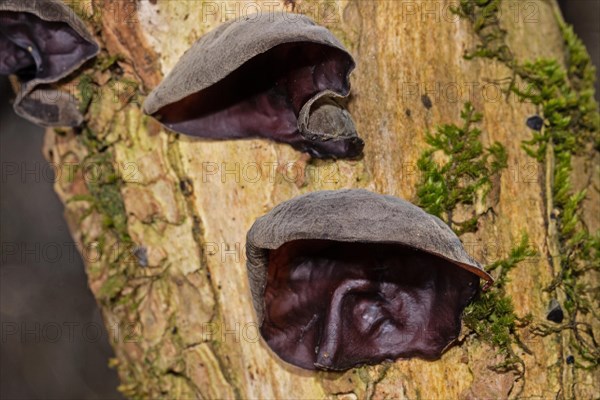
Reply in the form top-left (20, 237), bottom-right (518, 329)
top-left (246, 189), bottom-right (493, 371)
top-left (0, 0), bottom-right (99, 126)
top-left (143, 13), bottom-right (364, 159)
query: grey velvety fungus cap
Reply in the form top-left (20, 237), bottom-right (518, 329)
top-left (246, 189), bottom-right (493, 323)
top-left (143, 12), bottom-right (363, 159)
top-left (246, 189), bottom-right (493, 371)
top-left (144, 12), bottom-right (352, 114)
top-left (0, 0), bottom-right (99, 126)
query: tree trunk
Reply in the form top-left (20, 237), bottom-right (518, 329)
top-left (43, 0), bottom-right (598, 398)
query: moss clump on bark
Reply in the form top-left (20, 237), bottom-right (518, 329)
top-left (77, 127), bottom-right (138, 304)
top-left (454, 0), bottom-right (600, 370)
top-left (415, 101), bottom-right (534, 380)
top-left (416, 101), bottom-right (507, 235)
top-left (463, 234), bottom-right (536, 375)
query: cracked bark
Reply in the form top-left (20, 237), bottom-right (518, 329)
top-left (42, 1), bottom-right (598, 399)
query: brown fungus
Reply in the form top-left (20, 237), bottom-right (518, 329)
top-left (143, 13), bottom-right (364, 159)
top-left (246, 189), bottom-right (493, 371)
top-left (0, 0), bottom-right (99, 126)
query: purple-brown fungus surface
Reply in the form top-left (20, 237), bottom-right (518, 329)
top-left (0, 0), bottom-right (99, 126)
top-left (143, 13), bottom-right (363, 159)
top-left (246, 190), bottom-right (492, 371)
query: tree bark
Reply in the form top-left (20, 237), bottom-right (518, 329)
top-left (43, 0), bottom-right (598, 398)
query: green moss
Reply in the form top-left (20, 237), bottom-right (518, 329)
top-left (455, 0), bottom-right (600, 370)
top-left (77, 74), bottom-right (95, 113)
top-left (415, 101), bottom-right (533, 377)
top-left (98, 274), bottom-right (128, 300)
top-left (70, 70), bottom-right (147, 325)
top-left (70, 127), bottom-right (139, 305)
top-left (85, 157), bottom-right (128, 236)
top-left (416, 102), bottom-right (507, 235)
top-left (516, 58), bottom-right (598, 159)
top-left (58, 5), bottom-right (167, 397)
top-left (74, 54), bottom-right (138, 121)
top-left (97, 54), bottom-right (124, 72)
top-left (452, 0), bottom-right (512, 63)
top-left (75, 54), bottom-right (126, 112)
top-left (463, 234), bottom-right (536, 374)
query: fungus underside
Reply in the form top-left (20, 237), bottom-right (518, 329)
top-left (246, 189), bottom-right (491, 372)
top-left (0, 3), bottom-right (100, 126)
top-left (142, 13), bottom-right (364, 159)
top-left (263, 239), bottom-right (479, 370)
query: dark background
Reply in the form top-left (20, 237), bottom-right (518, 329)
top-left (0, 2), bottom-right (598, 399)
top-left (0, 76), bottom-right (122, 399)
top-left (558, 0), bottom-right (600, 96)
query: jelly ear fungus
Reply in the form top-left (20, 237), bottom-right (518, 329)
top-left (246, 189), bottom-right (493, 371)
top-left (143, 13), bottom-right (364, 159)
top-left (0, 0), bottom-right (99, 126)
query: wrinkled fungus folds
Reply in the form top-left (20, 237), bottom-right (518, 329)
top-left (0, 0), bottom-right (99, 126)
top-left (0, 11), bottom-right (96, 81)
top-left (0, 31), bottom-right (33, 76)
top-left (263, 240), bottom-right (479, 370)
top-left (246, 189), bottom-right (491, 371)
